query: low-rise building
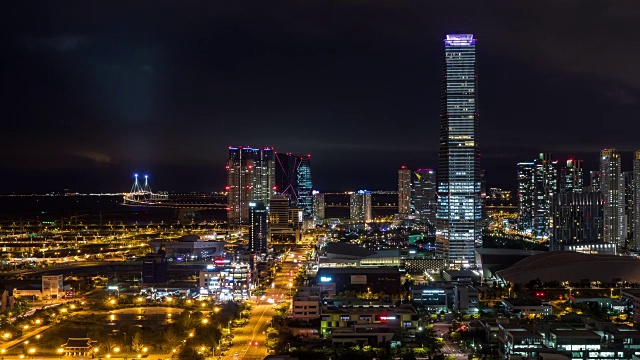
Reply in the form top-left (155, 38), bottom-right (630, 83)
top-left (621, 289), bottom-right (640, 323)
top-left (454, 285), bottom-right (479, 313)
top-left (149, 235), bottom-right (226, 261)
top-left (320, 302), bottom-right (418, 338)
top-left (411, 287), bottom-right (450, 312)
top-left (42, 275), bottom-right (63, 299)
top-left (292, 286), bottom-right (321, 321)
top-left (316, 267), bottom-right (401, 295)
top-left (0, 289), bottom-right (14, 312)
top-left (502, 298), bottom-right (552, 317)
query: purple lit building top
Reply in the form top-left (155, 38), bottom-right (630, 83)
top-left (444, 34), bottom-right (475, 46)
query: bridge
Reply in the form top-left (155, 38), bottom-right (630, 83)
top-left (122, 174), bottom-right (227, 210)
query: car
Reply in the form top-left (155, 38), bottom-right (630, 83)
top-left (234, 352), bottom-right (239, 357)
top-left (259, 291), bottom-right (266, 295)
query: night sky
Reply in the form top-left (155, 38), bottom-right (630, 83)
top-left (3, 1), bottom-right (640, 193)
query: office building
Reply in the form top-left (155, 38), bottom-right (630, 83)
top-left (398, 166), bottom-right (412, 218)
top-left (600, 149), bottom-right (625, 249)
top-left (226, 146), bottom-right (275, 224)
top-left (550, 191), bottom-right (604, 252)
top-left (269, 195), bottom-right (301, 244)
top-left (248, 201), bottom-right (268, 253)
top-left (142, 249), bottom-right (168, 284)
top-left (517, 154), bottom-right (558, 238)
top-left (42, 275), bottom-right (63, 299)
top-left (413, 168), bottom-right (437, 226)
top-left (436, 34), bottom-right (481, 264)
top-left (149, 235), bottom-right (226, 261)
top-left (312, 190), bottom-right (325, 222)
top-left (292, 286), bottom-right (322, 321)
top-left (634, 151), bottom-right (640, 250)
top-left (350, 190), bottom-right (372, 222)
top-left (275, 153), bottom-right (313, 218)
top-left (561, 159), bottom-right (584, 192)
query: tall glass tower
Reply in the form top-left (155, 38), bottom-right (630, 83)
top-left (436, 34), bottom-right (481, 265)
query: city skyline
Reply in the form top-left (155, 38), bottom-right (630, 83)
top-left (4, 2), bottom-right (640, 193)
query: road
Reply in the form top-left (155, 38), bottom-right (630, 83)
top-left (433, 323), bottom-right (467, 358)
top-left (220, 246), bottom-right (306, 360)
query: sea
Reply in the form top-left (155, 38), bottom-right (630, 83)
top-left (0, 195), bottom-right (227, 225)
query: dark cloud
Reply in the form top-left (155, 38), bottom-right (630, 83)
top-left (2, 0), bottom-right (640, 192)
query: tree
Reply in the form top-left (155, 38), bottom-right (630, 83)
top-left (177, 346), bottom-right (204, 360)
top-left (162, 327), bottom-right (179, 352)
top-left (131, 331), bottom-right (144, 354)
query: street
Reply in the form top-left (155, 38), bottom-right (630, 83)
top-left (220, 246), bottom-right (306, 360)
top-left (432, 323), bottom-right (467, 358)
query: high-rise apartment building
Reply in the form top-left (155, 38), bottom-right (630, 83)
top-left (633, 151), bottom-right (640, 250)
top-left (413, 169), bottom-right (437, 226)
top-left (624, 171), bottom-right (635, 245)
top-left (350, 190), bottom-right (372, 222)
top-left (561, 159), bottom-right (584, 193)
top-left (312, 190), bottom-right (325, 222)
top-left (517, 153), bottom-right (558, 238)
top-left (398, 166), bottom-right (412, 218)
top-left (588, 171), bottom-right (601, 192)
top-left (226, 146), bottom-right (275, 225)
top-left (517, 162), bottom-right (535, 233)
top-left (248, 201), bottom-right (268, 253)
top-left (600, 149), bottom-right (625, 250)
top-left (550, 191), bottom-right (605, 252)
top-left (436, 34), bottom-right (481, 264)
top-left (533, 153), bottom-right (558, 238)
top-left (275, 153), bottom-right (313, 218)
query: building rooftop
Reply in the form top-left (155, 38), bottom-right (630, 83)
top-left (496, 251), bottom-right (640, 283)
top-left (508, 331), bottom-right (543, 339)
top-left (316, 267), bottom-right (400, 275)
top-left (551, 330), bottom-right (601, 339)
top-left (325, 242), bottom-right (375, 258)
top-left (63, 338), bottom-right (94, 348)
top-left (503, 298), bottom-right (546, 307)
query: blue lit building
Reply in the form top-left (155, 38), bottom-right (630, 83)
top-left (436, 34), bottom-right (482, 265)
top-left (275, 153), bottom-right (313, 218)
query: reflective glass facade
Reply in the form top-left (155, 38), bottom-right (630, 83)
top-left (275, 153), bottom-right (313, 218)
top-left (436, 34), bottom-right (481, 264)
top-left (227, 147), bottom-right (275, 225)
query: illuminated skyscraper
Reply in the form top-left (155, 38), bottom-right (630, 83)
top-left (398, 166), bottom-right (412, 218)
top-left (413, 169), bottom-right (437, 226)
top-left (517, 162), bottom-right (535, 233)
top-left (275, 153), bottom-right (313, 218)
top-left (634, 151), bottom-right (640, 250)
top-left (532, 153), bottom-right (558, 238)
top-left (624, 171), bottom-right (635, 245)
top-left (561, 159), bottom-right (584, 193)
top-left (248, 201), bottom-right (268, 253)
top-left (550, 191), bottom-right (605, 252)
top-left (436, 34), bottom-right (481, 264)
top-left (226, 146), bottom-right (275, 225)
top-left (350, 190), bottom-right (372, 222)
top-left (312, 190), bottom-right (325, 222)
top-left (517, 153), bottom-right (558, 238)
top-left (600, 149), bottom-right (625, 250)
